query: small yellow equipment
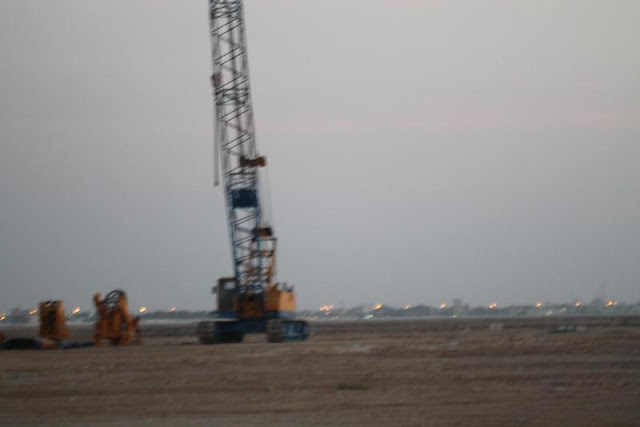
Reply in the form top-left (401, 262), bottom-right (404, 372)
top-left (38, 300), bottom-right (70, 342)
top-left (93, 290), bottom-right (142, 346)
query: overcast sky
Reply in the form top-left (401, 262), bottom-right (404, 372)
top-left (1, 0), bottom-right (639, 312)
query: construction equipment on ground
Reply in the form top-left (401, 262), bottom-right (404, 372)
top-left (197, 0), bottom-right (309, 344)
top-left (0, 301), bottom-right (92, 350)
top-left (38, 300), bottom-right (70, 342)
top-left (94, 290), bottom-right (142, 346)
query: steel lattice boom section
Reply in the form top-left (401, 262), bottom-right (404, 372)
top-left (209, 0), bottom-right (276, 293)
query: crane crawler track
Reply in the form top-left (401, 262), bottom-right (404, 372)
top-left (267, 319), bottom-right (310, 343)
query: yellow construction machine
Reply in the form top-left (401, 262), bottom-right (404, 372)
top-left (38, 300), bottom-right (70, 342)
top-left (93, 290), bottom-right (142, 346)
top-left (0, 300), bottom-right (68, 350)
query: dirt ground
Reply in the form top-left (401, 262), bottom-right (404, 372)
top-left (1, 319), bottom-right (639, 426)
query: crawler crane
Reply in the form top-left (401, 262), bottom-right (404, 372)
top-left (197, 0), bottom-right (309, 344)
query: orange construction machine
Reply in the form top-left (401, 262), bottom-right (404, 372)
top-left (39, 300), bottom-right (70, 342)
top-left (93, 290), bottom-right (141, 346)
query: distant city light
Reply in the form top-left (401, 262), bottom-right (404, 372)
top-left (169, 307), bottom-right (177, 313)
top-left (373, 304), bottom-right (383, 311)
top-left (404, 305), bottom-right (411, 310)
top-left (319, 305), bottom-right (333, 312)
top-left (139, 307), bottom-right (148, 314)
top-left (535, 302), bottom-right (543, 308)
top-left (489, 303), bottom-right (497, 310)
top-left (605, 300), bottom-right (618, 307)
top-left (72, 307), bottom-right (81, 315)
top-left (575, 301), bottom-right (582, 308)
top-left (0, 313), bottom-right (5, 321)
top-left (439, 303), bottom-right (447, 309)
top-left (28, 309), bottom-right (38, 316)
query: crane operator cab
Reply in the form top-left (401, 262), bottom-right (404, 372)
top-left (214, 277), bottom-right (237, 314)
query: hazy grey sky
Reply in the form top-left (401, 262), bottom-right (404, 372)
top-left (1, 0), bottom-right (639, 312)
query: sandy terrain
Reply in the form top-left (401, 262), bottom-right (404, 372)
top-left (1, 319), bottom-right (639, 426)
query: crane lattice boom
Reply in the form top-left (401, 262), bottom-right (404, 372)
top-left (209, 0), bottom-right (275, 293)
